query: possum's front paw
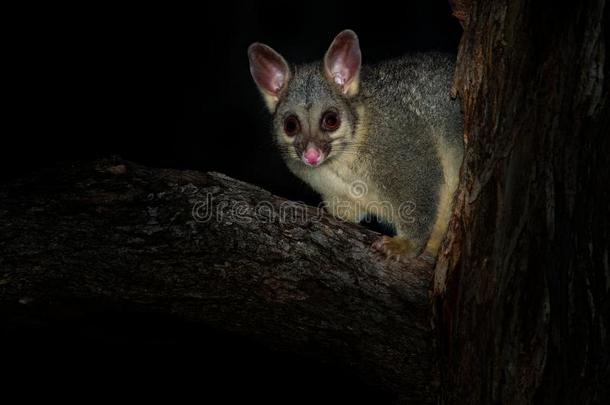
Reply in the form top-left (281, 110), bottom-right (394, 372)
top-left (372, 236), bottom-right (417, 261)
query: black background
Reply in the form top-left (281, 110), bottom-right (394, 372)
top-left (4, 1), bottom-right (461, 403)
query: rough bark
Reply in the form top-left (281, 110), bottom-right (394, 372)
top-left (436, 0), bottom-right (609, 404)
top-left (0, 157), bottom-right (435, 404)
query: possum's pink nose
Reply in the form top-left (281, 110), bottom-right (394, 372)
top-left (303, 146), bottom-right (323, 166)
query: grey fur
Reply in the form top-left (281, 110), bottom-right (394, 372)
top-left (356, 54), bottom-right (463, 249)
top-left (253, 42), bottom-right (463, 255)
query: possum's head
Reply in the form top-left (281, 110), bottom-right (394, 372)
top-left (248, 30), bottom-right (362, 167)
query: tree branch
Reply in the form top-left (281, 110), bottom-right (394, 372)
top-left (0, 157), bottom-right (436, 404)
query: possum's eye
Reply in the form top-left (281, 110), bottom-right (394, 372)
top-left (321, 111), bottom-right (341, 131)
top-left (284, 115), bottom-right (300, 136)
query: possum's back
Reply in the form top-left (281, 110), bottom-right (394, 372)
top-left (360, 53), bottom-right (462, 146)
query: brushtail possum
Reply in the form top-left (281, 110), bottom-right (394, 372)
top-left (247, 30), bottom-right (463, 259)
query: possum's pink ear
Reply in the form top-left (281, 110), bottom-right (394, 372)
top-left (248, 43), bottom-right (290, 112)
top-left (324, 30), bottom-right (361, 96)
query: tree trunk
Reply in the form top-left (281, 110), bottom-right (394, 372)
top-left (0, 157), bottom-right (435, 404)
top-left (435, 0), bottom-right (609, 404)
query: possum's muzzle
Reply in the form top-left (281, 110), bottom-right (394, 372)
top-left (299, 142), bottom-right (332, 167)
